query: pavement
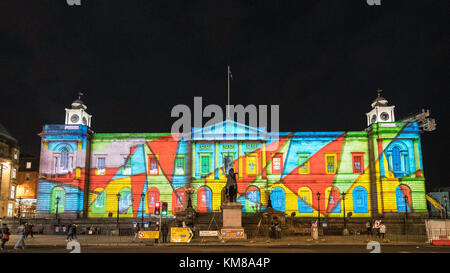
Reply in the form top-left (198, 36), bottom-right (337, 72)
top-left (1, 234), bottom-right (430, 248)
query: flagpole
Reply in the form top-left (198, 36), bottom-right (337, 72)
top-left (227, 65), bottom-right (230, 120)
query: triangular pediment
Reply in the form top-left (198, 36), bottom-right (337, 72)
top-left (191, 120), bottom-right (267, 141)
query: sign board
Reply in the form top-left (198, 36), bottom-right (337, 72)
top-left (133, 222), bottom-right (150, 228)
top-left (200, 230), bottom-right (219, 237)
top-left (170, 227), bottom-right (193, 243)
top-left (138, 231), bottom-right (159, 239)
top-left (221, 228), bottom-right (245, 239)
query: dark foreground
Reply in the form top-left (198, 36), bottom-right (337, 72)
top-left (2, 244), bottom-right (449, 253)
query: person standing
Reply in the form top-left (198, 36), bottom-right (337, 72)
top-left (380, 224), bottom-right (386, 239)
top-left (14, 223), bottom-right (26, 250)
top-left (1, 224), bottom-right (10, 250)
top-left (365, 220), bottom-right (372, 238)
top-left (161, 222), bottom-right (169, 243)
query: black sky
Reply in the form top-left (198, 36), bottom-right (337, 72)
top-left (0, 0), bottom-right (448, 190)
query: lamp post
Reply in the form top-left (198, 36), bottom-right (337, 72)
top-left (342, 192), bottom-right (348, 235)
top-left (404, 195), bottom-right (408, 235)
top-left (316, 192), bottom-right (321, 227)
top-left (55, 196), bottom-right (61, 226)
top-left (116, 193), bottom-right (121, 229)
top-left (141, 193), bottom-right (145, 226)
top-left (444, 195), bottom-right (448, 220)
top-left (18, 197), bottom-right (22, 225)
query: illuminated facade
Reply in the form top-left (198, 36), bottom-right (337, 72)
top-left (36, 96), bottom-right (427, 219)
top-left (0, 123), bottom-right (20, 218)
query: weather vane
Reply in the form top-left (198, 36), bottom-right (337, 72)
top-left (377, 88), bottom-right (382, 97)
top-left (78, 91), bottom-right (84, 100)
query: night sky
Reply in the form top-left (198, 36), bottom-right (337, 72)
top-left (0, 0), bottom-right (448, 190)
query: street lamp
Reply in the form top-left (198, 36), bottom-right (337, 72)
top-left (342, 192), bottom-right (347, 234)
top-left (56, 196), bottom-right (61, 226)
top-left (141, 193), bottom-right (145, 226)
top-left (404, 195), bottom-right (408, 235)
top-left (116, 193), bottom-right (121, 228)
top-left (316, 192), bottom-right (321, 227)
top-left (444, 195), bottom-right (448, 219)
top-left (18, 197), bottom-right (22, 225)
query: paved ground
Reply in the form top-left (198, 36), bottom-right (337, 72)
top-left (1, 234), bottom-right (448, 253)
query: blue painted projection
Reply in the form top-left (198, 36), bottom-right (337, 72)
top-left (298, 196), bottom-right (313, 213)
top-left (396, 186), bottom-right (410, 212)
top-left (270, 187), bottom-right (285, 212)
top-left (353, 187), bottom-right (368, 213)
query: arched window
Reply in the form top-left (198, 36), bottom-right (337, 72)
top-left (392, 147), bottom-right (401, 173)
top-left (245, 186), bottom-right (260, 212)
top-left (197, 186), bottom-right (213, 213)
top-left (270, 187), bottom-right (285, 212)
top-left (325, 187), bottom-right (341, 213)
top-left (92, 188), bottom-right (106, 214)
top-left (172, 188), bottom-right (187, 213)
top-left (119, 188), bottom-right (133, 214)
top-left (352, 186), bottom-right (368, 213)
top-left (50, 186), bottom-right (65, 213)
top-left (298, 187), bottom-right (313, 213)
top-left (396, 185), bottom-right (411, 212)
top-left (386, 141), bottom-right (409, 178)
top-left (147, 187), bottom-right (160, 214)
top-left (60, 146), bottom-right (70, 170)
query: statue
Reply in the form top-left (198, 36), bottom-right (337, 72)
top-left (225, 168), bottom-right (238, 203)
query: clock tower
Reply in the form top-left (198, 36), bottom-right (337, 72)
top-left (65, 92), bottom-right (92, 127)
top-left (366, 89), bottom-right (395, 127)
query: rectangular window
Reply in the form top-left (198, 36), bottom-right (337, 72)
top-left (200, 155), bottom-right (210, 175)
top-left (97, 157), bottom-right (105, 175)
top-left (272, 154), bottom-right (283, 174)
top-left (175, 156), bottom-right (185, 175)
top-left (325, 154), bottom-right (337, 174)
top-left (53, 157), bottom-right (58, 174)
top-left (298, 154), bottom-right (310, 174)
top-left (246, 155), bottom-right (258, 175)
top-left (122, 157), bottom-right (132, 175)
top-left (7, 204), bottom-right (13, 217)
top-left (26, 162), bottom-right (32, 169)
top-left (148, 155), bottom-right (159, 175)
top-left (12, 168), bottom-right (16, 179)
top-left (10, 185), bottom-right (15, 199)
top-left (352, 153), bottom-right (364, 174)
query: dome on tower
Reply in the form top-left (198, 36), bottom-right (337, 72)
top-left (371, 96), bottom-right (388, 108)
top-left (71, 98), bottom-right (87, 110)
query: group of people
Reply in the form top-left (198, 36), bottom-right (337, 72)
top-left (365, 220), bottom-right (386, 239)
top-left (0, 222), bottom-right (35, 250)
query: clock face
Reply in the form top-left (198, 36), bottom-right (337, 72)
top-left (371, 114), bottom-right (377, 123)
top-left (70, 114), bottom-right (79, 123)
top-left (82, 117), bottom-right (87, 125)
top-left (380, 112), bottom-right (389, 121)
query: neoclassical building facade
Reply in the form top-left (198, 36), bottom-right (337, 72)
top-left (36, 95), bottom-right (427, 219)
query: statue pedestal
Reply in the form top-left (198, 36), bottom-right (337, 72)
top-left (221, 202), bottom-right (243, 228)
top-left (220, 202), bottom-right (245, 239)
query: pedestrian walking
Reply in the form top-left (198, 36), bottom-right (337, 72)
top-left (66, 224), bottom-right (75, 241)
top-left (161, 222), bottom-right (169, 243)
top-left (380, 224), bottom-right (386, 239)
top-left (1, 223), bottom-right (10, 250)
top-left (133, 223), bottom-right (141, 242)
top-left (14, 223), bottom-right (26, 250)
top-left (25, 222), bottom-right (34, 239)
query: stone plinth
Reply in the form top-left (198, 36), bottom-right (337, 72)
top-left (221, 202), bottom-right (243, 228)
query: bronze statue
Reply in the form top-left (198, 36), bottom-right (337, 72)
top-left (225, 168), bottom-right (238, 203)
